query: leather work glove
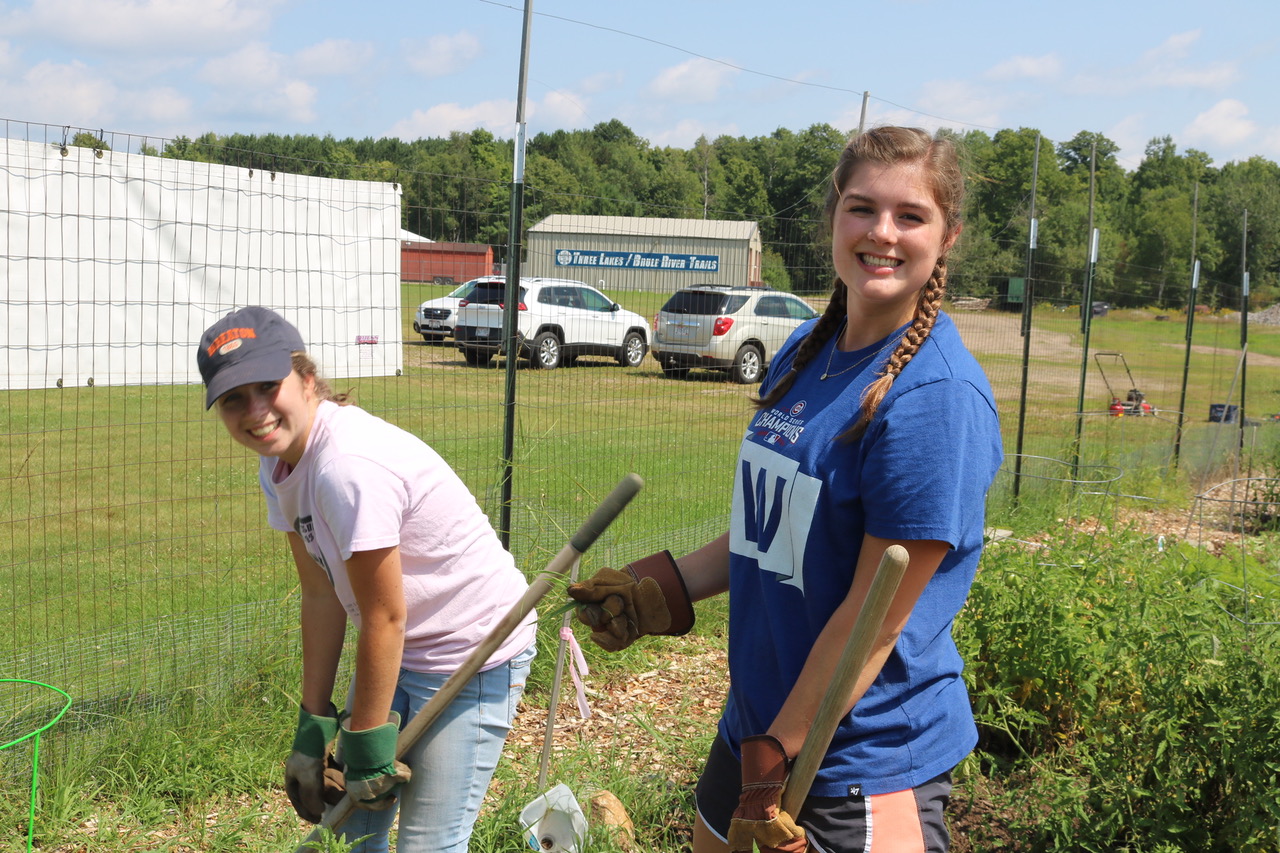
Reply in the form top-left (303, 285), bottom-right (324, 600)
top-left (284, 704), bottom-right (347, 823)
top-left (567, 551), bottom-right (695, 652)
top-left (339, 712), bottom-right (413, 811)
top-left (727, 735), bottom-right (807, 853)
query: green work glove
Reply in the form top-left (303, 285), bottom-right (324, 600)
top-left (567, 551), bottom-right (695, 652)
top-left (284, 704), bottom-right (346, 823)
top-left (339, 712), bottom-right (413, 811)
top-left (727, 735), bottom-right (807, 853)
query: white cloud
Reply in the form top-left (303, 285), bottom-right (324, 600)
top-left (387, 100), bottom-right (515, 140)
top-left (124, 86), bottom-right (192, 124)
top-left (2, 60), bottom-right (118, 125)
top-left (645, 117), bottom-right (740, 149)
top-left (1143, 30), bottom-right (1201, 63)
top-left (200, 42), bottom-right (282, 89)
top-left (405, 32), bottom-right (480, 78)
top-left (0, 40), bottom-right (17, 75)
top-left (1069, 30), bottom-right (1237, 96)
top-left (537, 90), bottom-right (590, 126)
top-left (2, 0), bottom-right (277, 53)
top-left (579, 71), bottom-right (624, 96)
top-left (1260, 128), bottom-right (1280, 162)
top-left (295, 39), bottom-right (376, 77)
top-left (1184, 99), bottom-right (1256, 148)
top-left (199, 43), bottom-right (316, 123)
top-left (914, 79), bottom-right (1011, 129)
top-left (1104, 114), bottom-right (1150, 167)
top-left (1152, 62), bottom-right (1238, 89)
top-left (984, 54), bottom-right (1062, 82)
top-left (646, 58), bottom-right (738, 104)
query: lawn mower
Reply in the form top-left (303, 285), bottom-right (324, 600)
top-left (1094, 351), bottom-right (1156, 416)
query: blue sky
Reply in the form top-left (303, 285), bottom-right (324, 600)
top-left (1, 0), bottom-right (1277, 171)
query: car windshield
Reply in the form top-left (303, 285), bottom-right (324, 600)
top-left (661, 290), bottom-right (729, 315)
top-left (449, 281), bottom-right (480, 299)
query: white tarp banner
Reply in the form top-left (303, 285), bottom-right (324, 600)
top-left (1, 137), bottom-right (402, 390)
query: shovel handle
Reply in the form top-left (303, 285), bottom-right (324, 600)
top-left (781, 544), bottom-right (910, 816)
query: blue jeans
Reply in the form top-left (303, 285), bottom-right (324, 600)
top-left (337, 643), bottom-right (536, 853)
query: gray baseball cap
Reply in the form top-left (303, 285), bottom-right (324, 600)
top-left (197, 306), bottom-right (306, 409)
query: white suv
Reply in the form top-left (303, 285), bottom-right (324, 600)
top-left (453, 278), bottom-right (650, 369)
top-left (651, 285), bottom-right (819, 383)
top-left (412, 277), bottom-right (484, 341)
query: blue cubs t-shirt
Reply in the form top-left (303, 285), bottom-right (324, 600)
top-left (719, 311), bottom-right (1003, 797)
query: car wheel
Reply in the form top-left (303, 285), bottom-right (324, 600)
top-left (618, 332), bottom-right (647, 367)
top-left (730, 344), bottom-right (763, 384)
top-left (660, 362), bottom-right (691, 379)
top-left (529, 331), bottom-right (561, 370)
top-left (461, 348), bottom-right (492, 367)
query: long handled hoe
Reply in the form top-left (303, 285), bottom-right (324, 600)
top-left (293, 473), bottom-right (645, 853)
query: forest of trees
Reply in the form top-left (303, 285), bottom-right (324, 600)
top-left (79, 120), bottom-right (1279, 310)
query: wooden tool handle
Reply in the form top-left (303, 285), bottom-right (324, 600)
top-left (780, 544), bottom-right (910, 816)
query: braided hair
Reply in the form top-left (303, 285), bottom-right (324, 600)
top-left (754, 127), bottom-right (964, 441)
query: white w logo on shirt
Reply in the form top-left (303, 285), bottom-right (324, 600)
top-left (730, 438), bottom-right (822, 593)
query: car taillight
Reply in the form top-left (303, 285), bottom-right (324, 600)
top-left (459, 299), bottom-right (470, 307)
top-left (713, 317), bottom-right (734, 336)
top-left (518, 302), bottom-right (528, 311)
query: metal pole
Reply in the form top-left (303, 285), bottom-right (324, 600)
top-left (1073, 228), bottom-right (1100, 477)
top-left (857, 91), bottom-right (869, 135)
top-left (1012, 134), bottom-right (1040, 500)
top-left (499, 0), bottom-right (534, 547)
top-left (1173, 260), bottom-right (1200, 468)
top-left (1172, 181), bottom-right (1200, 469)
top-left (1072, 140), bottom-right (1099, 477)
top-left (1239, 209), bottom-right (1249, 457)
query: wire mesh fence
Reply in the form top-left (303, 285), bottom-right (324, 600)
top-left (3, 120), bottom-right (1277, 757)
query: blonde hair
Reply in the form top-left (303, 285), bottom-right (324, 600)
top-left (291, 352), bottom-right (353, 405)
top-left (755, 126), bottom-right (964, 440)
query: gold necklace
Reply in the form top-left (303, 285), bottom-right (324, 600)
top-left (820, 323), bottom-right (892, 381)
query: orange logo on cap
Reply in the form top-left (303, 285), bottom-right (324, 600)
top-left (207, 327), bottom-right (257, 357)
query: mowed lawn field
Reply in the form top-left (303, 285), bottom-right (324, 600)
top-left (5, 287), bottom-right (1280, 851)
top-left (5, 286), bottom-right (1280, 667)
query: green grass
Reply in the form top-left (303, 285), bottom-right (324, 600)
top-left (7, 295), bottom-right (1280, 850)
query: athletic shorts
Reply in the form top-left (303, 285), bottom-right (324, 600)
top-left (694, 734), bottom-right (953, 853)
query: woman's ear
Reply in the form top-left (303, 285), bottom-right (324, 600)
top-left (942, 223), bottom-right (962, 255)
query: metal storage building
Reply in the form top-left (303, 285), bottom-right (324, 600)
top-left (524, 215), bottom-right (762, 294)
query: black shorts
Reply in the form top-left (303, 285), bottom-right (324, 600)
top-left (694, 734), bottom-right (953, 853)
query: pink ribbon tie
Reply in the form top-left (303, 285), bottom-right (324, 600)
top-left (559, 626), bottom-right (591, 719)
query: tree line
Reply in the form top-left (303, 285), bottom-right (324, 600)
top-left (79, 120), bottom-right (1279, 309)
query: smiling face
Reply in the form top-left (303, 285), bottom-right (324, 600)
top-left (832, 159), bottom-right (959, 334)
top-left (214, 369), bottom-right (318, 467)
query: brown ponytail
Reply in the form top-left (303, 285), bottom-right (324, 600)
top-left (291, 352), bottom-right (352, 406)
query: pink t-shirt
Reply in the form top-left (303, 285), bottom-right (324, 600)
top-left (261, 401), bottom-right (536, 673)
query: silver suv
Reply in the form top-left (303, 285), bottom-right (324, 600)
top-left (453, 277), bottom-right (649, 370)
top-left (651, 285), bottom-right (819, 383)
